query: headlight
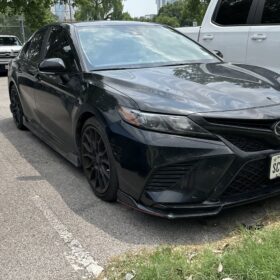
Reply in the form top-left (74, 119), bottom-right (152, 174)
top-left (118, 106), bottom-right (208, 135)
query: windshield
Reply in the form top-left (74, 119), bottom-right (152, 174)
top-left (77, 25), bottom-right (219, 70)
top-left (0, 36), bottom-right (21, 46)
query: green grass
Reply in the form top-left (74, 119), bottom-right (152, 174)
top-left (103, 226), bottom-right (280, 280)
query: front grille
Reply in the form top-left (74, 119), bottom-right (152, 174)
top-left (222, 159), bottom-right (280, 198)
top-left (0, 52), bottom-right (11, 58)
top-left (145, 163), bottom-right (194, 191)
top-left (205, 118), bottom-right (276, 130)
top-left (220, 134), bottom-right (272, 152)
top-left (0, 52), bottom-right (17, 58)
top-left (203, 117), bottom-right (280, 152)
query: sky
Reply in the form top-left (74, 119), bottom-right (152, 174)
top-left (123, 0), bottom-right (157, 17)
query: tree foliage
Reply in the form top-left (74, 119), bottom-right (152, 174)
top-left (154, 0), bottom-right (210, 27)
top-left (155, 15), bottom-right (180, 27)
top-left (0, 0), bottom-right (211, 31)
top-left (0, 0), bottom-right (56, 31)
top-left (0, 0), bottom-right (126, 31)
top-left (74, 0), bottom-right (124, 21)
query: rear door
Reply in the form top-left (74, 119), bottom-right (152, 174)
top-left (246, 0), bottom-right (280, 72)
top-left (17, 29), bottom-right (47, 123)
top-left (199, 0), bottom-right (258, 63)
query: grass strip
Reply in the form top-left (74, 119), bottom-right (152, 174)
top-left (102, 225), bottom-right (280, 280)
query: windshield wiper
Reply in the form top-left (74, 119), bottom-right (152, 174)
top-left (156, 63), bottom-right (192, 67)
top-left (91, 67), bottom-right (136, 71)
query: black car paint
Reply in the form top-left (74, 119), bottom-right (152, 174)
top-left (8, 22), bottom-right (280, 218)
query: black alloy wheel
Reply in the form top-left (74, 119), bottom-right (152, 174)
top-left (10, 85), bottom-right (26, 130)
top-left (81, 117), bottom-right (118, 201)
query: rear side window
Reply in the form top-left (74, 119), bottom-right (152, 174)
top-left (214, 0), bottom-right (253, 25)
top-left (262, 0), bottom-right (280, 24)
top-left (27, 30), bottom-right (45, 63)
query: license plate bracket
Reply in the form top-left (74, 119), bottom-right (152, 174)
top-left (269, 154), bottom-right (280, 180)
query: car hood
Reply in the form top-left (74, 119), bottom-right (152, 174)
top-left (0, 45), bottom-right (22, 52)
top-left (94, 63), bottom-right (280, 115)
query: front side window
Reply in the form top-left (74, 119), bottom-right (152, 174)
top-left (27, 30), bottom-right (45, 63)
top-left (77, 25), bottom-right (218, 70)
top-left (45, 27), bottom-right (77, 71)
top-left (214, 0), bottom-right (253, 25)
top-left (262, 0), bottom-right (280, 24)
top-left (0, 36), bottom-right (21, 46)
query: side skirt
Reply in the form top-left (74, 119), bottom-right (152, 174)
top-left (23, 118), bottom-right (81, 167)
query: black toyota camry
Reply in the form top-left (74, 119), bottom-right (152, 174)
top-left (8, 21), bottom-right (280, 218)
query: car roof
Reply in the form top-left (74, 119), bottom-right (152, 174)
top-left (72, 21), bottom-right (159, 27)
top-left (35, 21), bottom-right (161, 35)
top-left (53, 20), bottom-right (160, 29)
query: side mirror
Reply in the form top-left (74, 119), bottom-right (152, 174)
top-left (213, 50), bottom-right (224, 59)
top-left (39, 58), bottom-right (66, 73)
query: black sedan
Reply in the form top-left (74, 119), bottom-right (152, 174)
top-left (8, 21), bottom-right (280, 218)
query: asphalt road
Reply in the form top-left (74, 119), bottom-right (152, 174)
top-left (1, 75), bottom-right (280, 279)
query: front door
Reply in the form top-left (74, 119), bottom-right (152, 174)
top-left (35, 26), bottom-right (82, 152)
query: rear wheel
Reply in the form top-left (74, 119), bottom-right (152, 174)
top-left (10, 85), bottom-right (26, 130)
top-left (81, 117), bottom-right (118, 202)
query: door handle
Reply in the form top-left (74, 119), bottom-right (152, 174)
top-left (251, 34), bottom-right (267, 41)
top-left (202, 34), bottom-right (214, 40)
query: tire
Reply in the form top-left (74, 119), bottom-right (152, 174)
top-left (81, 117), bottom-right (118, 202)
top-left (10, 85), bottom-right (26, 130)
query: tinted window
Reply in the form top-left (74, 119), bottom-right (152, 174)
top-left (45, 27), bottom-right (77, 71)
top-left (0, 36), bottom-right (21, 46)
top-left (19, 42), bottom-right (30, 59)
top-left (27, 30), bottom-right (45, 63)
top-left (262, 0), bottom-right (280, 24)
top-left (77, 25), bottom-right (218, 70)
top-left (214, 0), bottom-right (253, 25)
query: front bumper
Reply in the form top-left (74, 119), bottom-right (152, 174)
top-left (109, 118), bottom-right (280, 218)
top-left (118, 186), bottom-right (280, 219)
top-left (0, 59), bottom-right (11, 71)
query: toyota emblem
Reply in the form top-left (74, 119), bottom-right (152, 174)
top-left (274, 121), bottom-right (280, 136)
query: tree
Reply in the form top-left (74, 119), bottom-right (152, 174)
top-left (182, 0), bottom-right (205, 26)
top-left (155, 15), bottom-right (180, 27)
top-left (0, 0), bottom-right (56, 31)
top-left (157, 0), bottom-right (185, 22)
top-left (153, 0), bottom-right (211, 27)
top-left (0, 0), bottom-right (126, 31)
top-left (74, 0), bottom-right (124, 21)
top-left (122, 12), bottom-right (133, 21)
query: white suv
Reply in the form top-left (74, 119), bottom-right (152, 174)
top-left (178, 0), bottom-right (280, 72)
top-left (0, 35), bottom-right (22, 72)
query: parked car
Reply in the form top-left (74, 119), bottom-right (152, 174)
top-left (8, 21), bottom-right (280, 218)
top-left (0, 35), bottom-right (22, 72)
top-left (178, 0), bottom-right (280, 73)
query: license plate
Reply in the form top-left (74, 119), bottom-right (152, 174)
top-left (4, 65), bottom-right (9, 70)
top-left (270, 154), bottom-right (280, 179)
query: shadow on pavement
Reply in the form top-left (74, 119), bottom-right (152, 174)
top-left (1, 116), bottom-right (280, 246)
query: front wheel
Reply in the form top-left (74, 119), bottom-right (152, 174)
top-left (81, 117), bottom-right (118, 202)
top-left (10, 85), bottom-right (26, 130)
